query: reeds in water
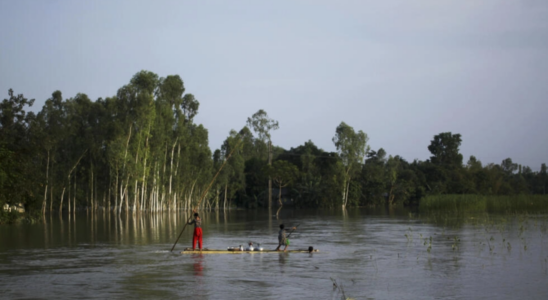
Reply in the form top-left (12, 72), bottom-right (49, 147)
top-left (420, 194), bottom-right (548, 214)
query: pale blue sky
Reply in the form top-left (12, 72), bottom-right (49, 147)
top-left (1, 0), bottom-right (547, 169)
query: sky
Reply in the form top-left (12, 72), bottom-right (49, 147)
top-left (1, 0), bottom-right (547, 170)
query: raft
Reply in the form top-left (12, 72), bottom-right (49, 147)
top-left (180, 247), bottom-right (319, 254)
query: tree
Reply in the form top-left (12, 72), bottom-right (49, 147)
top-left (219, 130), bottom-right (245, 209)
top-left (540, 163), bottom-right (547, 195)
top-left (0, 89), bottom-right (36, 210)
top-left (360, 148), bottom-right (386, 206)
top-left (246, 109), bottom-right (279, 209)
top-left (332, 122), bottom-right (369, 208)
top-left (467, 155), bottom-right (482, 171)
top-left (428, 132), bottom-right (463, 168)
top-left (501, 158), bottom-right (518, 175)
top-left (264, 160), bottom-right (298, 215)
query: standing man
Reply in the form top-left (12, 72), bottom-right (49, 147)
top-left (275, 224), bottom-right (296, 252)
top-left (188, 211), bottom-right (202, 251)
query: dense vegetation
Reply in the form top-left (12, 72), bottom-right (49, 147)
top-left (1, 70), bottom-right (547, 221)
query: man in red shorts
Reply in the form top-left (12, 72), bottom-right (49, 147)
top-left (188, 212), bottom-right (202, 250)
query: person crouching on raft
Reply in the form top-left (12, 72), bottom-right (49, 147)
top-left (275, 224), bottom-right (296, 252)
top-left (188, 212), bottom-right (202, 251)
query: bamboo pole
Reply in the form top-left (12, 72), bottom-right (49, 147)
top-left (170, 136), bottom-right (242, 252)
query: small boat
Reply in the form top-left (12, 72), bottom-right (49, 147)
top-left (180, 247), bottom-right (319, 254)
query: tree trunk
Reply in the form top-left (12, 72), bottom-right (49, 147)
top-left (168, 139), bottom-right (177, 211)
top-left (50, 185), bottom-right (53, 212)
top-left (224, 184), bottom-right (228, 210)
top-left (68, 175), bottom-right (71, 214)
top-left (115, 173), bottom-right (119, 212)
top-left (73, 171), bottom-right (77, 214)
top-left (268, 140), bottom-right (272, 209)
top-left (341, 178), bottom-right (347, 209)
top-left (108, 186), bottom-right (111, 212)
top-left (90, 167), bottom-right (94, 213)
top-left (133, 179), bottom-right (138, 212)
top-left (216, 188), bottom-right (219, 210)
top-left (42, 150), bottom-right (50, 215)
top-left (58, 187), bottom-right (66, 214)
top-left (278, 182), bottom-right (283, 206)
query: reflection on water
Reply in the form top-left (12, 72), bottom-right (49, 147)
top-left (193, 254), bottom-right (204, 276)
top-left (0, 208), bottom-right (547, 299)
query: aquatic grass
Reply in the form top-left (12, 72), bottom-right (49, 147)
top-left (420, 195), bottom-right (548, 214)
top-left (330, 277), bottom-right (355, 300)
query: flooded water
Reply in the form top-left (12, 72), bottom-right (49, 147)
top-left (1, 208), bottom-right (547, 299)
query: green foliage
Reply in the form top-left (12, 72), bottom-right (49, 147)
top-left (0, 209), bottom-right (20, 224)
top-left (2, 78), bottom-right (548, 215)
top-left (246, 109), bottom-right (279, 143)
top-left (333, 122), bottom-right (369, 207)
top-left (428, 132), bottom-right (463, 168)
top-left (420, 194), bottom-right (548, 214)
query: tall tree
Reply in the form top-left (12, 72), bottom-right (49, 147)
top-left (0, 89), bottom-right (36, 210)
top-left (264, 160), bottom-right (299, 209)
top-left (332, 122), bottom-right (369, 208)
top-left (246, 109), bottom-right (279, 209)
top-left (428, 132), bottom-right (463, 168)
top-left (501, 158), bottom-right (518, 175)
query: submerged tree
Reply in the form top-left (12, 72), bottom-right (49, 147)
top-left (246, 109), bottom-right (279, 209)
top-left (332, 122), bottom-right (369, 209)
top-left (264, 160), bottom-right (299, 212)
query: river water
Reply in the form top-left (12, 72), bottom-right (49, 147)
top-left (1, 208), bottom-right (547, 299)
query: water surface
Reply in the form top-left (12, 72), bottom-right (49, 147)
top-left (1, 208), bottom-right (547, 299)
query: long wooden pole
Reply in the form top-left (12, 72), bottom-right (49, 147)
top-left (286, 223), bottom-right (300, 239)
top-left (170, 136), bottom-right (243, 252)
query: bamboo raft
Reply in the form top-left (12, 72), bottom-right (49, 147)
top-left (180, 248), bottom-right (319, 254)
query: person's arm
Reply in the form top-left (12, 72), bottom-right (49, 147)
top-left (187, 219), bottom-right (195, 225)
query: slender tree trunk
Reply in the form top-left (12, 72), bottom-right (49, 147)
top-left (342, 178), bottom-right (351, 208)
top-left (189, 179), bottom-right (196, 210)
top-left (141, 154), bottom-right (147, 211)
top-left (59, 187), bottom-right (66, 215)
top-left (224, 184), bottom-right (228, 210)
top-left (68, 175), bottom-right (71, 214)
top-left (268, 140), bottom-right (272, 209)
top-left (90, 167), bottom-right (94, 213)
top-left (133, 179), bottom-right (138, 212)
top-left (118, 180), bottom-right (123, 214)
top-left (341, 177), bottom-right (347, 209)
top-left (73, 172), bottom-right (77, 214)
top-left (278, 182), bottom-right (283, 206)
top-left (216, 188), bottom-right (219, 210)
top-left (120, 125), bottom-right (132, 214)
top-left (115, 174), bottom-right (119, 213)
top-left (168, 139), bottom-right (177, 211)
top-left (50, 185), bottom-right (53, 212)
top-left (173, 143), bottom-right (181, 210)
top-left (108, 186), bottom-right (111, 212)
top-left (42, 150), bottom-right (50, 215)
top-left (123, 176), bottom-right (129, 213)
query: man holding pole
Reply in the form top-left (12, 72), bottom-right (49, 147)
top-left (275, 224), bottom-right (296, 252)
top-left (188, 211), bottom-right (202, 251)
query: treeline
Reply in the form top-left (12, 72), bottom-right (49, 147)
top-left (1, 71), bottom-right (547, 219)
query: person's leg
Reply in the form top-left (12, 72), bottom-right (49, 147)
top-left (192, 229), bottom-right (198, 250)
top-left (197, 228), bottom-right (203, 250)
